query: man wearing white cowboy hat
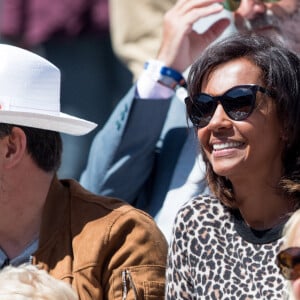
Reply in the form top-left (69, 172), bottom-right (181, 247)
top-left (0, 44), bottom-right (168, 299)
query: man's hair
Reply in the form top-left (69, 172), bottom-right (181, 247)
top-left (0, 124), bottom-right (62, 172)
top-left (186, 33), bottom-right (300, 208)
top-left (0, 264), bottom-right (78, 300)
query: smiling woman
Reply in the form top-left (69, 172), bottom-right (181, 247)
top-left (166, 33), bottom-right (300, 299)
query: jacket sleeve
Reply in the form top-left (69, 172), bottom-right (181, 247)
top-left (80, 85), bottom-right (171, 204)
top-left (103, 208), bottom-right (168, 300)
top-left (109, 0), bottom-right (176, 80)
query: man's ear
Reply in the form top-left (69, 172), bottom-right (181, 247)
top-left (3, 127), bottom-right (27, 169)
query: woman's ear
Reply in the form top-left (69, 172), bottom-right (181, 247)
top-left (3, 127), bottom-right (27, 169)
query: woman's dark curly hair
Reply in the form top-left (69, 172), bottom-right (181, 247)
top-left (186, 33), bottom-right (300, 208)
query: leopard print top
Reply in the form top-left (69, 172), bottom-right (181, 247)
top-left (166, 195), bottom-right (288, 299)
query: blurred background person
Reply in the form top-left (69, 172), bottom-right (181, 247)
top-left (277, 209), bottom-right (300, 300)
top-left (0, 0), bottom-right (132, 180)
top-left (109, 0), bottom-right (300, 80)
top-left (109, 0), bottom-right (175, 80)
top-left (0, 264), bottom-right (78, 300)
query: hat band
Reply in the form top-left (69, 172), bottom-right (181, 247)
top-left (0, 97), bottom-right (60, 116)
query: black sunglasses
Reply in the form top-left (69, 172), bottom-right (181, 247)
top-left (185, 84), bottom-right (272, 129)
top-left (277, 247), bottom-right (300, 280)
top-left (223, 0), bottom-right (279, 11)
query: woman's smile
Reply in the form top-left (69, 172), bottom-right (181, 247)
top-left (211, 140), bottom-right (246, 158)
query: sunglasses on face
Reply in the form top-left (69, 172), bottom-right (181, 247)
top-left (185, 84), bottom-right (272, 129)
top-left (223, 0), bottom-right (279, 11)
top-left (277, 247), bottom-right (300, 280)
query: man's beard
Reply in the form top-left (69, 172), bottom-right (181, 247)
top-left (235, 8), bottom-right (300, 54)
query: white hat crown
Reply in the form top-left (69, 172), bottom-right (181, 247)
top-left (0, 44), bottom-right (97, 135)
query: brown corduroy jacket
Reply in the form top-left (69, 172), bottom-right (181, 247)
top-left (32, 177), bottom-right (168, 300)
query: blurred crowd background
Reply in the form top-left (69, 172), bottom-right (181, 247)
top-left (0, 0), bottom-right (133, 180)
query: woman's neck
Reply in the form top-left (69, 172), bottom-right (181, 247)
top-left (233, 181), bottom-right (294, 230)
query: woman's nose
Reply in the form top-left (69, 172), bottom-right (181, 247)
top-left (206, 103), bottom-right (233, 130)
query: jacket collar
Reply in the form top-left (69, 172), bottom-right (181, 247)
top-left (38, 176), bottom-right (69, 246)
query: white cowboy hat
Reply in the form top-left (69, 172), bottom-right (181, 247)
top-left (0, 44), bottom-right (97, 135)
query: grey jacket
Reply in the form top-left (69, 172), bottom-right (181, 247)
top-left (80, 86), bottom-right (207, 218)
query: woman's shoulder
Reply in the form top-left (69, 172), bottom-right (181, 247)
top-left (170, 194), bottom-right (235, 250)
top-left (174, 194), bottom-right (233, 227)
top-left (179, 194), bottom-right (225, 214)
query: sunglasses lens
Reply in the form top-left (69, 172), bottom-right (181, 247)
top-left (188, 94), bottom-right (217, 128)
top-left (223, 87), bottom-right (255, 121)
top-left (277, 248), bottom-right (300, 280)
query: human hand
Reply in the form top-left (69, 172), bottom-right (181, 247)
top-left (157, 0), bottom-right (231, 72)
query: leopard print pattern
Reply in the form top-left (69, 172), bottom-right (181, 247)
top-left (166, 195), bottom-right (288, 299)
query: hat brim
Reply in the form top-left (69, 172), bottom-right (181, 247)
top-left (0, 111), bottom-right (97, 135)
